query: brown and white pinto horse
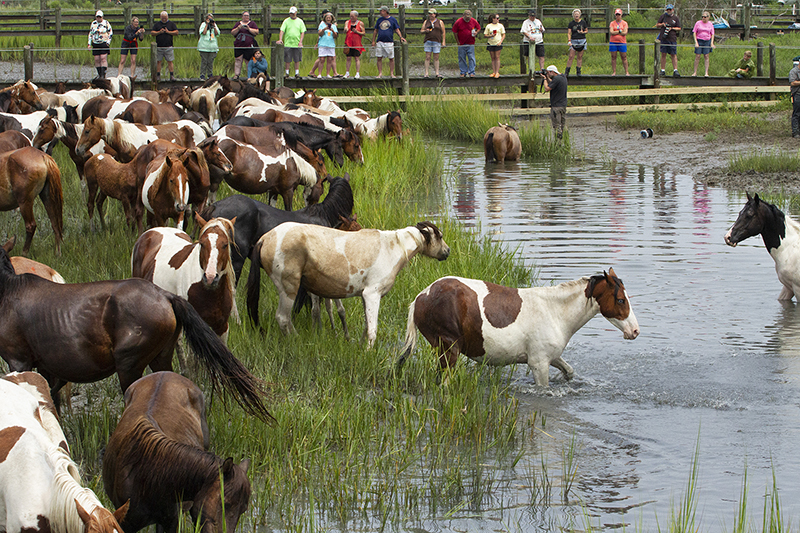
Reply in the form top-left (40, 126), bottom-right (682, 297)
top-left (0, 81), bottom-right (44, 113)
top-left (141, 153), bottom-right (190, 230)
top-left (0, 147), bottom-right (63, 256)
top-left (103, 372), bottom-right (251, 533)
top-left (246, 221), bottom-right (450, 348)
top-left (399, 269), bottom-right (640, 385)
top-left (2, 236), bottom-right (65, 282)
top-left (75, 117), bottom-right (206, 162)
top-left (32, 115), bottom-right (117, 181)
top-left (131, 215), bottom-right (238, 340)
top-left (483, 123), bottom-right (521, 163)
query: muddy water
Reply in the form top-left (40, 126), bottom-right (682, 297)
top-left (432, 143), bottom-right (800, 530)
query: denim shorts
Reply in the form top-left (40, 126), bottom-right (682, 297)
top-left (694, 39), bottom-right (712, 55)
top-left (424, 41), bottom-right (441, 53)
top-left (660, 43), bottom-right (677, 55)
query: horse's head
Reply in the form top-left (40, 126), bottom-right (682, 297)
top-left (387, 111), bottom-right (403, 140)
top-left (19, 81), bottom-right (44, 111)
top-left (337, 214), bottom-right (362, 232)
top-left (199, 137), bottom-right (233, 174)
top-left (586, 268), bottom-right (639, 340)
top-left (164, 153), bottom-right (190, 215)
top-left (76, 116), bottom-right (103, 157)
top-left (303, 89), bottom-right (321, 108)
top-left (415, 221), bottom-right (450, 261)
top-left (75, 499), bottom-right (129, 533)
top-left (192, 458), bottom-right (251, 533)
top-left (196, 215), bottom-right (236, 288)
top-left (33, 115), bottom-right (58, 150)
top-left (338, 129), bottom-right (364, 164)
top-left (725, 193), bottom-right (784, 248)
top-left (0, 245), bottom-right (17, 278)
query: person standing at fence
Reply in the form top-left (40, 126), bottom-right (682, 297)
top-left (317, 12), bottom-right (341, 77)
top-left (727, 50), bottom-right (754, 79)
top-left (232, 11), bottom-right (260, 79)
top-left (656, 4), bottom-right (681, 77)
top-left (151, 11), bottom-right (178, 81)
top-left (691, 11), bottom-right (715, 77)
top-left (278, 7), bottom-right (306, 79)
top-left (789, 56), bottom-right (800, 137)
top-left (609, 9), bottom-right (628, 76)
top-left (422, 8), bottom-right (445, 78)
top-left (117, 15), bottom-right (144, 79)
top-left (543, 64), bottom-right (567, 139)
top-left (197, 13), bottom-right (220, 81)
top-left (565, 9), bottom-right (588, 76)
top-left (372, 6), bottom-right (406, 79)
top-left (484, 14), bottom-right (505, 78)
top-left (343, 10), bottom-right (365, 78)
top-left (452, 9), bottom-right (480, 77)
top-left (88, 10), bottom-right (113, 79)
top-left (520, 10), bottom-right (545, 75)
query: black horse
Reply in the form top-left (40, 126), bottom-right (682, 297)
top-left (200, 175), bottom-right (355, 282)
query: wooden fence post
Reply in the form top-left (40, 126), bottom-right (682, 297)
top-left (39, 0), bottom-right (46, 30)
top-left (94, 0), bottom-right (100, 13)
top-left (124, 5), bottom-right (132, 24)
top-left (264, 3), bottom-right (272, 45)
top-left (147, 1), bottom-right (154, 29)
top-left (401, 40), bottom-right (409, 107)
top-left (55, 7), bottom-right (62, 47)
top-left (24, 45), bottom-right (34, 82)
top-left (743, 3), bottom-right (751, 40)
top-left (757, 41), bottom-right (763, 77)
top-left (150, 41), bottom-right (158, 90)
top-left (653, 41), bottom-right (660, 103)
top-left (399, 5), bottom-right (406, 38)
top-left (368, 0), bottom-right (375, 29)
top-left (315, 0), bottom-right (320, 26)
top-left (394, 41), bottom-right (401, 77)
top-left (638, 39), bottom-right (645, 74)
top-left (193, 6), bottom-right (202, 37)
top-left (274, 43), bottom-right (284, 88)
top-left (769, 42), bottom-right (776, 85)
top-left (605, 6), bottom-right (612, 43)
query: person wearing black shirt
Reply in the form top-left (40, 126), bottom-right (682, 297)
top-left (656, 4), bottom-right (681, 77)
top-left (151, 11), bottom-right (179, 81)
top-left (543, 64), bottom-right (568, 139)
top-left (565, 9), bottom-right (588, 76)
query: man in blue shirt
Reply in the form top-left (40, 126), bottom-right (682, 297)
top-left (371, 6), bottom-right (406, 78)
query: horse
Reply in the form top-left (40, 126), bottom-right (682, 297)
top-left (36, 87), bottom-right (108, 115)
top-left (2, 236), bottom-right (65, 282)
top-left (201, 175), bottom-right (355, 282)
top-left (209, 137), bottom-right (321, 210)
top-left (141, 152), bottom-right (190, 230)
top-left (91, 74), bottom-right (133, 99)
top-left (0, 130), bottom-right (32, 153)
top-left (32, 115), bottom-right (117, 181)
top-left (103, 371), bottom-right (251, 533)
top-left (75, 95), bottom-right (144, 122)
top-left (483, 123), bottom-right (521, 163)
top-left (724, 193), bottom-right (800, 301)
top-left (131, 215), bottom-right (237, 341)
top-left (120, 99), bottom-right (183, 125)
top-left (0, 245), bottom-right (271, 418)
top-left (0, 81), bottom-right (44, 113)
top-left (75, 117), bottom-right (206, 162)
top-left (246, 221), bottom-right (450, 348)
top-left (190, 78), bottom-right (232, 122)
top-left (0, 147), bottom-right (63, 256)
top-left (1, 371), bottom-right (68, 452)
top-left (398, 269), bottom-right (640, 385)
top-left (0, 373), bottom-right (130, 533)
top-left (0, 110), bottom-right (51, 139)
top-left (362, 111), bottom-right (403, 141)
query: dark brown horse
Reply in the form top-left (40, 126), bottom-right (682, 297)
top-left (103, 372), bottom-right (252, 533)
top-left (120, 99), bottom-right (183, 125)
top-left (0, 147), bottom-right (63, 256)
top-left (0, 130), bottom-right (31, 153)
top-left (0, 245), bottom-right (271, 418)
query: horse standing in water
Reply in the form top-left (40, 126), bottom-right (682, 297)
top-left (103, 372), bottom-right (251, 533)
top-left (725, 193), bottom-right (800, 301)
top-left (483, 123), bottom-right (521, 163)
top-left (399, 269), bottom-right (640, 385)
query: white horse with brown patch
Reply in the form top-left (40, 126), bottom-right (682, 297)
top-left (246, 221), bottom-right (450, 348)
top-left (399, 269), bottom-right (639, 385)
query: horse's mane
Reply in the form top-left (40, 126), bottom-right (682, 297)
top-left (236, 84), bottom-right (276, 105)
top-left (48, 448), bottom-right (105, 533)
top-left (287, 147), bottom-right (318, 188)
top-left (91, 78), bottom-right (113, 93)
top-left (301, 177), bottom-right (354, 226)
top-left (413, 221), bottom-right (442, 245)
top-left (109, 118), bottom-right (144, 154)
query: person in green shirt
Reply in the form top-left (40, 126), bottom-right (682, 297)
top-left (727, 50), bottom-right (755, 79)
top-left (277, 6), bottom-right (307, 78)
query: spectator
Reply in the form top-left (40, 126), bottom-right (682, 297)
top-left (117, 15), bottom-right (144, 79)
top-left (790, 56), bottom-right (800, 137)
top-left (452, 9), bottom-right (480, 77)
top-left (197, 13), bottom-right (220, 81)
top-left (727, 50), bottom-right (754, 79)
top-left (520, 10), bottom-right (545, 75)
top-left (692, 11), bottom-right (715, 76)
top-left (484, 13), bottom-right (505, 78)
top-left (421, 8), bottom-right (445, 78)
top-left (543, 64), bottom-right (567, 139)
top-left (308, 10), bottom-right (328, 78)
top-left (317, 12), bottom-right (341, 77)
top-left (247, 48), bottom-right (270, 82)
top-left (657, 4), bottom-right (681, 77)
top-left (371, 5), bottom-right (406, 78)
top-left (88, 10), bottom-right (113, 79)
top-left (609, 9), bottom-right (628, 75)
top-left (343, 10), bottom-right (366, 78)
top-left (565, 9), bottom-right (588, 76)
top-left (151, 11), bottom-right (178, 81)
top-left (278, 6), bottom-right (306, 79)
top-left (232, 12), bottom-right (259, 80)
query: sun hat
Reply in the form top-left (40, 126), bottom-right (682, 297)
top-left (428, 8), bottom-right (437, 14)
top-left (95, 10), bottom-right (103, 16)
top-left (289, 6), bottom-right (297, 13)
top-left (665, 4), bottom-right (674, 9)
top-left (546, 65), bottom-right (560, 74)
top-left (380, 5), bottom-right (389, 11)
top-left (615, 8), bottom-right (623, 15)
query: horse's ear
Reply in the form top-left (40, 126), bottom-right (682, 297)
top-left (753, 193), bottom-right (761, 203)
top-left (114, 500), bottom-right (130, 523)
top-left (343, 172), bottom-right (351, 182)
top-left (239, 457), bottom-right (251, 473)
top-left (75, 499), bottom-right (92, 525)
top-left (2, 236), bottom-right (15, 253)
top-left (229, 216), bottom-right (237, 226)
top-left (194, 212), bottom-right (208, 228)
top-left (607, 267), bottom-right (616, 280)
top-left (222, 457), bottom-right (235, 478)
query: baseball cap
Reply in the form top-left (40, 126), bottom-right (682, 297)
top-left (546, 65), bottom-right (560, 74)
top-left (380, 5), bottom-right (389, 11)
top-left (428, 8), bottom-right (437, 14)
top-left (95, 10), bottom-right (103, 16)
top-left (289, 6), bottom-right (297, 13)
top-left (794, 55), bottom-right (800, 63)
top-left (665, 4), bottom-right (674, 9)
top-left (528, 9), bottom-right (536, 15)
top-left (615, 8), bottom-right (623, 15)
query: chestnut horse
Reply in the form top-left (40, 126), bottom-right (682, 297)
top-left (246, 221), bottom-right (450, 348)
top-left (483, 123), bottom-right (521, 163)
top-left (0, 147), bottom-right (63, 256)
top-left (103, 372), bottom-right (251, 533)
top-left (141, 152), bottom-right (190, 229)
top-left (2, 236), bottom-right (65, 282)
top-left (120, 99), bottom-right (183, 125)
top-left (0, 130), bottom-right (31, 153)
top-left (399, 269), bottom-right (640, 385)
top-left (0, 245), bottom-right (271, 418)
top-left (32, 115), bottom-right (117, 181)
top-left (0, 373), bottom-right (130, 533)
top-left (75, 117), bottom-right (206, 162)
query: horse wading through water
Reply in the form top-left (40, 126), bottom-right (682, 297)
top-left (399, 269), bottom-right (640, 386)
top-left (725, 193), bottom-right (800, 301)
top-left (483, 123), bottom-right (521, 163)
top-left (0, 246), bottom-right (271, 419)
top-left (246, 221), bottom-right (450, 348)
top-left (103, 371), bottom-right (251, 533)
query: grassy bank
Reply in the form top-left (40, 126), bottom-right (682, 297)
top-left (728, 149), bottom-right (800, 174)
top-left (615, 103), bottom-right (781, 135)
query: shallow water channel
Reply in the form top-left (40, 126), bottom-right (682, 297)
top-left (416, 141), bottom-right (800, 531)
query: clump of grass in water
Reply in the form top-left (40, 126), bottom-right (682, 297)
top-left (727, 149), bottom-right (800, 174)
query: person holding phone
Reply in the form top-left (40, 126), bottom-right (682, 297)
top-left (117, 15), bottom-right (144, 79)
top-left (232, 11), bottom-right (259, 79)
top-left (151, 11), bottom-right (178, 81)
top-left (484, 13), bottom-right (505, 78)
top-left (609, 9), bottom-right (628, 76)
top-left (317, 11), bottom-right (340, 77)
top-left (343, 10), bottom-right (365, 78)
top-left (197, 13), bottom-right (220, 80)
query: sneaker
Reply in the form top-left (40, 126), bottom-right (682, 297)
top-left (354, 73), bottom-right (360, 79)
top-left (673, 70), bottom-right (680, 77)
top-left (317, 75), bottom-right (322, 79)
top-left (295, 74), bottom-right (301, 79)
top-left (326, 74), bottom-right (332, 78)
top-left (170, 74), bottom-right (175, 81)
top-left (344, 72), bottom-right (349, 78)
top-left (156, 72), bottom-right (161, 79)
top-left (199, 75), bottom-right (206, 81)
top-left (660, 69), bottom-right (666, 76)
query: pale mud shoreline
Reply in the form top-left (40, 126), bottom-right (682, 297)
top-left (559, 111), bottom-right (800, 195)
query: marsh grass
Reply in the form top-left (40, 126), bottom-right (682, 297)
top-left (728, 149), bottom-right (800, 173)
top-left (616, 104), bottom-right (777, 135)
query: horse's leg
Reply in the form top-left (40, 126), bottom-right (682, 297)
top-left (527, 355), bottom-right (551, 387)
top-left (18, 201), bottom-right (37, 256)
top-left (335, 299), bottom-right (349, 339)
top-left (779, 285), bottom-right (795, 301)
top-left (323, 297), bottom-right (336, 330)
top-left (361, 291), bottom-right (382, 349)
top-left (97, 192), bottom-right (110, 229)
top-left (551, 356), bottom-right (574, 381)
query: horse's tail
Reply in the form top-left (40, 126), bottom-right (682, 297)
top-left (198, 95), bottom-right (210, 122)
top-left (397, 298), bottom-right (419, 371)
top-left (484, 132), bottom-right (496, 163)
top-left (292, 286), bottom-right (312, 315)
top-left (245, 240), bottom-right (264, 327)
top-left (40, 153), bottom-right (64, 255)
top-left (168, 293), bottom-right (274, 423)
top-left (120, 109), bottom-right (135, 124)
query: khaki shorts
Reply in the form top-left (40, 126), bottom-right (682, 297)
top-left (156, 46), bottom-right (174, 62)
top-left (375, 41), bottom-right (395, 59)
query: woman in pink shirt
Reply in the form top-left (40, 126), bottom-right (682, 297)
top-left (692, 11), bottom-right (715, 76)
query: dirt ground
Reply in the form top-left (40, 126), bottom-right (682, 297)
top-left (557, 111), bottom-right (800, 194)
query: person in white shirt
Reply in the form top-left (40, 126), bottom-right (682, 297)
top-left (520, 10), bottom-right (545, 74)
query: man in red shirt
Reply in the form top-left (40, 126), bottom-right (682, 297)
top-left (452, 9), bottom-right (480, 77)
